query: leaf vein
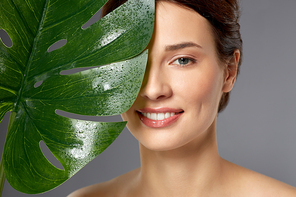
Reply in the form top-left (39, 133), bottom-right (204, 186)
top-left (9, 0), bottom-right (35, 36)
top-left (0, 86), bottom-right (18, 95)
top-left (0, 45), bottom-right (25, 73)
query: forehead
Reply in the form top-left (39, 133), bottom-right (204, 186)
top-left (154, 2), bottom-right (215, 51)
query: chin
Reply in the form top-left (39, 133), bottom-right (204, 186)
top-left (140, 141), bottom-right (181, 152)
top-left (134, 129), bottom-right (202, 152)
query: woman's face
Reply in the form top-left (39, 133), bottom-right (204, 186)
top-left (121, 2), bottom-right (233, 151)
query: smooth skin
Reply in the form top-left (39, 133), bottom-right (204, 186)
top-left (69, 2), bottom-right (296, 197)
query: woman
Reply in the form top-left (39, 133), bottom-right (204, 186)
top-left (69, 0), bottom-right (296, 196)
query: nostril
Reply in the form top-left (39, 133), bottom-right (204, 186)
top-left (141, 90), bottom-right (172, 101)
top-left (156, 95), bottom-right (167, 100)
top-left (140, 80), bottom-right (173, 100)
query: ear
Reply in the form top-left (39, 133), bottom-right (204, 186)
top-left (222, 49), bottom-right (240, 93)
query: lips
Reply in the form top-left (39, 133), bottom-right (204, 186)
top-left (136, 108), bottom-right (184, 128)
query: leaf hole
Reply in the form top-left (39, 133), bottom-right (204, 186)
top-left (34, 80), bottom-right (43, 88)
top-left (55, 109), bottom-right (122, 122)
top-left (39, 140), bottom-right (64, 170)
top-left (0, 29), bottom-right (13, 47)
top-left (48, 39), bottom-right (67, 52)
top-left (60, 66), bottom-right (97, 75)
top-left (81, 8), bottom-right (102, 29)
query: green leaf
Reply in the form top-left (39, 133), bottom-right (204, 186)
top-left (0, 0), bottom-right (154, 194)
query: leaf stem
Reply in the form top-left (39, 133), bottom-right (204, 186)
top-left (0, 112), bottom-right (16, 197)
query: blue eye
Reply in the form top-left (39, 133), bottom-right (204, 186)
top-left (172, 57), bottom-right (195, 66)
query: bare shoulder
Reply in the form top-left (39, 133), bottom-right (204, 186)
top-left (223, 159), bottom-right (296, 197)
top-left (67, 168), bottom-right (140, 197)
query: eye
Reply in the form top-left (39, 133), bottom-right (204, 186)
top-left (172, 57), bottom-right (196, 66)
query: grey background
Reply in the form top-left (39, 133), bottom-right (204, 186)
top-left (1, 0), bottom-right (296, 196)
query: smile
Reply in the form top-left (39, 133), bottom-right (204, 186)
top-left (141, 112), bottom-right (176, 120)
top-left (136, 109), bottom-right (184, 128)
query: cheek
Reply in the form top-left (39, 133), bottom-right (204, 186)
top-left (174, 67), bottom-right (223, 107)
top-left (121, 112), bottom-right (128, 121)
top-left (121, 109), bottom-right (135, 125)
top-left (121, 107), bottom-right (139, 133)
top-left (120, 111), bottom-right (134, 135)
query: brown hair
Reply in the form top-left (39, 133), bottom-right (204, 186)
top-left (102, 0), bottom-right (243, 113)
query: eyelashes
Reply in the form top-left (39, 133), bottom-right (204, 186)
top-left (171, 57), bottom-right (197, 67)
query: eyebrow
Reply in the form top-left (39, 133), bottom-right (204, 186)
top-left (165, 42), bottom-right (202, 51)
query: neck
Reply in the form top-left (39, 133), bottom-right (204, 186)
top-left (137, 118), bottom-right (224, 197)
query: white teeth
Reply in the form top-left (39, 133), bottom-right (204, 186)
top-left (151, 113), bottom-right (157, 120)
top-left (165, 112), bottom-right (170, 118)
top-left (158, 113), bottom-right (165, 120)
top-left (141, 112), bottom-right (176, 120)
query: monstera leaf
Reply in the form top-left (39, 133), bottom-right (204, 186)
top-left (0, 0), bottom-right (154, 194)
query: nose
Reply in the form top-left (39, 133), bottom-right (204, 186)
top-left (139, 61), bottom-right (173, 101)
